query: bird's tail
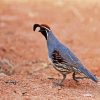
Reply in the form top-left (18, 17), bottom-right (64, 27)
top-left (77, 64), bottom-right (98, 82)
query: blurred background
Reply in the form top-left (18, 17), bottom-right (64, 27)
top-left (0, 0), bottom-right (100, 99)
top-left (0, 0), bottom-right (100, 75)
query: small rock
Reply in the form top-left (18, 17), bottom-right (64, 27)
top-left (41, 63), bottom-right (48, 68)
top-left (0, 73), bottom-right (7, 76)
top-left (83, 93), bottom-right (94, 97)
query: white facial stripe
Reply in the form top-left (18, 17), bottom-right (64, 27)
top-left (45, 30), bottom-right (48, 38)
top-left (36, 27), bottom-right (40, 32)
top-left (42, 26), bottom-right (50, 31)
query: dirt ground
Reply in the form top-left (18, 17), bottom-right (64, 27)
top-left (0, 0), bottom-right (100, 100)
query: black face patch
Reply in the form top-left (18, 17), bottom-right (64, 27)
top-left (40, 27), bottom-right (48, 40)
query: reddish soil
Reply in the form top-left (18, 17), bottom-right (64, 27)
top-left (0, 0), bottom-right (100, 100)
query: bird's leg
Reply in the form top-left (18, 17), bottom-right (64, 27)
top-left (53, 74), bottom-right (66, 87)
top-left (73, 72), bottom-right (88, 82)
top-left (57, 74), bottom-right (66, 86)
top-left (59, 74), bottom-right (66, 85)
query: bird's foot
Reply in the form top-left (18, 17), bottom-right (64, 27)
top-left (73, 76), bottom-right (88, 82)
top-left (73, 78), bottom-right (79, 82)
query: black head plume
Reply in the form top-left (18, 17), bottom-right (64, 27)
top-left (33, 24), bottom-right (40, 31)
top-left (33, 24), bottom-right (51, 40)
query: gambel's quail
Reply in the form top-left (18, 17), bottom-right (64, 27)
top-left (33, 24), bottom-right (98, 85)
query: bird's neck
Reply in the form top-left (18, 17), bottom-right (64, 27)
top-left (47, 32), bottom-right (59, 46)
top-left (47, 32), bottom-right (60, 56)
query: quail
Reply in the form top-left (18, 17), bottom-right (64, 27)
top-left (33, 24), bottom-right (98, 85)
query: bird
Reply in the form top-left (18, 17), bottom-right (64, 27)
top-left (33, 23), bottom-right (98, 85)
